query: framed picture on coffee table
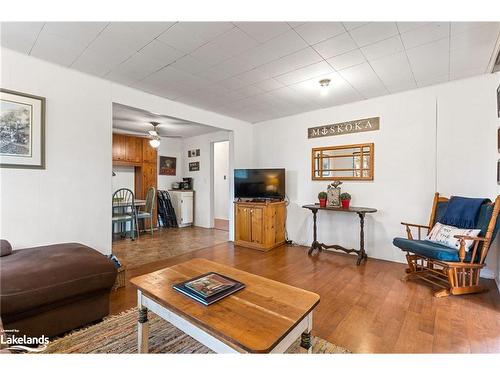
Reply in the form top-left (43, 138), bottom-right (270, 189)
top-left (0, 89), bottom-right (45, 169)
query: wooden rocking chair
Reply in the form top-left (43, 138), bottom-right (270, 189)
top-left (393, 193), bottom-right (500, 297)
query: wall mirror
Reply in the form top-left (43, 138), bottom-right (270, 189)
top-left (311, 143), bottom-right (374, 181)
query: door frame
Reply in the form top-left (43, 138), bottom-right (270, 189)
top-left (209, 135), bottom-right (234, 238)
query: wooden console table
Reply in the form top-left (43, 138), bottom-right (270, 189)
top-left (302, 204), bottom-right (377, 265)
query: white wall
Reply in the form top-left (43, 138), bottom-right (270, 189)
top-left (214, 141), bottom-right (230, 220)
top-left (0, 48), bottom-right (113, 253)
top-left (182, 131), bottom-right (232, 228)
top-left (157, 137), bottom-right (183, 190)
top-left (112, 165), bottom-right (135, 193)
top-left (253, 73), bottom-right (500, 279)
top-left (0, 48), bottom-right (253, 253)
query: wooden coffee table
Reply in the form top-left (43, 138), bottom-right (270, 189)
top-left (130, 258), bottom-right (320, 353)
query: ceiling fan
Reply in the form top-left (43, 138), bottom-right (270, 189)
top-left (148, 122), bottom-right (161, 148)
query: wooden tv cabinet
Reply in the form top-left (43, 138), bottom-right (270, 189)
top-left (234, 200), bottom-right (286, 251)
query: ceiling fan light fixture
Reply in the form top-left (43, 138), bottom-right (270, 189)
top-left (148, 121), bottom-right (161, 148)
top-left (149, 136), bottom-right (161, 148)
top-left (319, 78), bottom-right (331, 96)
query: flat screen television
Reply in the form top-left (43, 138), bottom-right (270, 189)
top-left (234, 168), bottom-right (285, 200)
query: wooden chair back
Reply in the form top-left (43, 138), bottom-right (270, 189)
top-left (144, 186), bottom-right (156, 214)
top-left (427, 192), bottom-right (500, 264)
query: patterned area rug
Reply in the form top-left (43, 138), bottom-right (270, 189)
top-left (42, 308), bottom-right (350, 354)
top-left (112, 227), bottom-right (228, 269)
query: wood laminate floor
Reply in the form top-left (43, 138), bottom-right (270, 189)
top-left (109, 241), bottom-right (500, 353)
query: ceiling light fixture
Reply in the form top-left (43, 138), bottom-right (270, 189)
top-left (319, 79), bottom-right (331, 96)
top-left (148, 122), bottom-right (161, 148)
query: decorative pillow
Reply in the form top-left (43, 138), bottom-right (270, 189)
top-left (0, 239), bottom-right (12, 257)
top-left (425, 222), bottom-right (481, 250)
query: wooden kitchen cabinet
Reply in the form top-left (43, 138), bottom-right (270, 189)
top-left (126, 137), bottom-right (143, 164)
top-left (142, 138), bottom-right (157, 164)
top-left (234, 201), bottom-right (286, 251)
top-left (112, 134), bottom-right (126, 161)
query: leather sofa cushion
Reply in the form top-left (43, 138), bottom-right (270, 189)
top-left (0, 243), bottom-right (117, 316)
top-left (0, 239), bottom-right (12, 257)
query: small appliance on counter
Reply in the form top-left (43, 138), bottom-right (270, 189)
top-left (171, 177), bottom-right (193, 191)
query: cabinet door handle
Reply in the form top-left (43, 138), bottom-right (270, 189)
top-left (250, 209), bottom-right (253, 213)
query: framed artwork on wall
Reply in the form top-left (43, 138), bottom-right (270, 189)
top-left (159, 156), bottom-right (176, 176)
top-left (0, 89), bottom-right (46, 169)
top-left (189, 161), bottom-right (200, 172)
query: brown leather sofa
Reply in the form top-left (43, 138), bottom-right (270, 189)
top-left (0, 241), bottom-right (117, 338)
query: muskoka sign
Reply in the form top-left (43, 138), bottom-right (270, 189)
top-left (308, 117), bottom-right (380, 139)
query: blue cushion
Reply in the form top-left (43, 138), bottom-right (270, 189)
top-left (392, 237), bottom-right (472, 262)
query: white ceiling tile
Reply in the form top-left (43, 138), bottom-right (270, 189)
top-left (196, 57), bottom-right (254, 82)
top-left (168, 55), bottom-right (208, 74)
top-left (294, 22), bottom-right (346, 45)
top-left (450, 22), bottom-right (498, 35)
top-left (338, 62), bottom-right (388, 98)
top-left (234, 66), bottom-right (271, 85)
top-left (415, 74), bottom-right (449, 88)
top-left (79, 35), bottom-right (139, 68)
top-left (156, 24), bottom-right (207, 53)
top-left (30, 31), bottom-right (86, 66)
top-left (234, 85), bottom-right (265, 99)
top-left (327, 49), bottom-right (366, 70)
top-left (109, 53), bottom-right (165, 81)
top-left (138, 40), bottom-right (185, 65)
top-left (215, 77), bottom-right (248, 91)
top-left (274, 61), bottom-right (334, 85)
top-left (237, 30), bottom-right (308, 66)
top-left (360, 35), bottom-right (404, 61)
top-left (396, 22), bottom-right (429, 33)
top-left (369, 52), bottom-right (416, 93)
top-left (450, 66), bottom-right (485, 81)
top-left (342, 22), bottom-right (369, 31)
top-left (252, 78), bottom-right (285, 92)
top-left (400, 22), bottom-right (449, 49)
top-left (98, 22), bottom-right (175, 51)
top-left (71, 51), bottom-right (116, 76)
top-left (190, 27), bottom-right (258, 66)
top-left (313, 32), bottom-right (358, 59)
top-left (234, 22), bottom-right (290, 43)
top-left (450, 44), bottom-right (491, 76)
top-left (42, 22), bottom-right (107, 47)
top-left (348, 22), bottom-right (398, 47)
top-left (0, 22), bottom-right (44, 54)
top-left (106, 71), bottom-right (139, 87)
top-left (450, 22), bottom-right (500, 51)
top-left (406, 38), bottom-right (449, 83)
top-left (260, 47), bottom-right (322, 77)
top-left (174, 22), bottom-right (234, 41)
top-left (141, 66), bottom-right (210, 90)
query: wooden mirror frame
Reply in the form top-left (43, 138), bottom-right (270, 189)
top-left (311, 143), bottom-right (374, 181)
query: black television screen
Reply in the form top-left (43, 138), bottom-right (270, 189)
top-left (234, 169), bottom-right (285, 199)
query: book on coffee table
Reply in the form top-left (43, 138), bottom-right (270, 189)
top-left (173, 272), bottom-right (245, 305)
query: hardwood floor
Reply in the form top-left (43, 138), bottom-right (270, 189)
top-left (112, 227), bottom-right (228, 269)
top-left (109, 242), bottom-right (500, 353)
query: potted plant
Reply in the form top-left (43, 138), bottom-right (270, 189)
top-left (340, 192), bottom-right (351, 209)
top-left (318, 192), bottom-right (328, 207)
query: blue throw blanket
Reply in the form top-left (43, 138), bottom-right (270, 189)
top-left (441, 196), bottom-right (490, 229)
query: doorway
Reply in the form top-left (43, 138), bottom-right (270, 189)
top-left (213, 140), bottom-right (230, 231)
